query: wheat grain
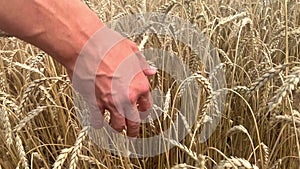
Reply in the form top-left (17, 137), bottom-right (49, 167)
top-left (14, 133), bottom-right (29, 169)
top-left (261, 142), bottom-right (270, 168)
top-left (138, 34), bottom-right (149, 51)
top-left (171, 163), bottom-right (200, 169)
top-left (13, 106), bottom-right (46, 132)
top-left (26, 52), bottom-right (45, 81)
top-left (216, 156), bottom-right (259, 169)
top-left (78, 154), bottom-right (108, 169)
top-left (18, 77), bottom-right (63, 113)
top-left (1, 56), bottom-right (44, 76)
top-left (233, 86), bottom-right (249, 94)
top-left (194, 71), bottom-right (212, 96)
top-left (38, 85), bottom-right (57, 105)
top-left (197, 154), bottom-right (207, 169)
top-left (69, 126), bottom-right (89, 169)
top-left (0, 91), bottom-right (18, 111)
top-left (248, 64), bottom-right (289, 96)
top-left (226, 125), bottom-right (248, 137)
top-left (157, 0), bottom-right (177, 13)
top-left (268, 67), bottom-right (300, 111)
top-left (53, 147), bottom-right (73, 169)
top-left (226, 125), bottom-right (257, 164)
top-left (272, 115), bottom-right (300, 127)
top-left (163, 88), bottom-right (171, 120)
top-left (0, 106), bottom-right (13, 146)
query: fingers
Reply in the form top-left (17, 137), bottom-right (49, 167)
top-left (137, 91), bottom-right (152, 111)
top-left (133, 50), bottom-right (157, 76)
top-left (143, 66), bottom-right (157, 76)
top-left (137, 91), bottom-right (152, 119)
top-left (108, 106), bottom-right (126, 132)
top-left (125, 107), bottom-right (141, 137)
top-left (108, 105), bottom-right (141, 138)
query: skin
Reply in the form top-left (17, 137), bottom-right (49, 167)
top-left (0, 0), bottom-right (156, 137)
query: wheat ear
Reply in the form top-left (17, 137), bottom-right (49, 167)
top-left (14, 133), bottom-right (29, 169)
top-left (69, 126), bottom-right (89, 169)
top-left (268, 67), bottom-right (300, 112)
top-left (216, 156), bottom-right (259, 169)
top-left (53, 147), bottom-right (73, 169)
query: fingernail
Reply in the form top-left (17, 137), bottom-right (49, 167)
top-left (150, 66), bottom-right (157, 71)
top-left (129, 137), bottom-right (137, 141)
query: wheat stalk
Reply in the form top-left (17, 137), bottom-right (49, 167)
top-left (226, 125), bottom-right (257, 164)
top-left (167, 138), bottom-right (198, 161)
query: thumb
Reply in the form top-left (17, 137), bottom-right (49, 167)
top-left (143, 66), bottom-right (157, 76)
top-left (134, 52), bottom-right (157, 76)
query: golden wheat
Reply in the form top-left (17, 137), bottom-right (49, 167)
top-left (0, 0), bottom-right (299, 168)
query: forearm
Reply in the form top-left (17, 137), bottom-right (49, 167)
top-left (0, 0), bottom-right (103, 69)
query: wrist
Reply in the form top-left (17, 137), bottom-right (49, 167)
top-left (59, 15), bottom-right (104, 72)
top-left (46, 3), bottom-right (105, 71)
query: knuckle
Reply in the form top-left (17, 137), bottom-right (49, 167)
top-left (129, 93), bottom-right (138, 104)
top-left (112, 124), bottom-right (125, 132)
top-left (129, 123), bottom-right (139, 130)
top-left (138, 106), bottom-right (148, 112)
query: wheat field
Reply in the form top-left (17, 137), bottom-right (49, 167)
top-left (0, 0), bottom-right (300, 168)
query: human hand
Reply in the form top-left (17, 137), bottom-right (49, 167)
top-left (0, 0), bottom-right (154, 137)
top-left (68, 27), bottom-right (156, 138)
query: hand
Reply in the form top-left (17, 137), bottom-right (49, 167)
top-left (68, 27), bottom-right (156, 138)
top-left (0, 0), bottom-right (153, 137)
